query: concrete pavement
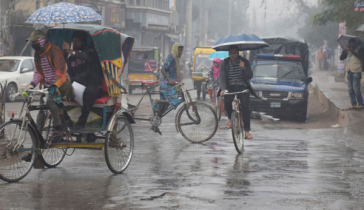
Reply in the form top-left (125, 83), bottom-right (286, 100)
top-left (311, 69), bottom-right (364, 151)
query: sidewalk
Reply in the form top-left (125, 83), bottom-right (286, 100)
top-left (311, 69), bottom-right (364, 151)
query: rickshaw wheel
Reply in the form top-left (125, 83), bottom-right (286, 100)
top-left (177, 102), bottom-right (218, 143)
top-left (40, 114), bottom-right (66, 168)
top-left (105, 117), bottom-right (134, 174)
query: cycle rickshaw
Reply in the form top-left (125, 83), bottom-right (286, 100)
top-left (0, 24), bottom-right (135, 182)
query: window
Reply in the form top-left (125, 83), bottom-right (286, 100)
top-left (128, 0), bottom-right (134, 6)
top-left (136, 0), bottom-right (141, 5)
top-left (20, 59), bottom-right (34, 73)
top-left (253, 62), bottom-right (304, 80)
top-left (0, 60), bottom-right (20, 72)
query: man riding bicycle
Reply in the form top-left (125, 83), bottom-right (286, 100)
top-left (219, 45), bottom-right (253, 139)
top-left (26, 30), bottom-right (73, 142)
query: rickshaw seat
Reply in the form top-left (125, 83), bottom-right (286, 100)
top-left (65, 80), bottom-right (115, 106)
top-left (141, 80), bottom-right (158, 85)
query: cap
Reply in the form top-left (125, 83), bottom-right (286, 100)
top-left (26, 30), bottom-right (46, 42)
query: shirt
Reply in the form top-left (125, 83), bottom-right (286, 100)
top-left (160, 53), bottom-right (177, 85)
top-left (227, 59), bottom-right (245, 86)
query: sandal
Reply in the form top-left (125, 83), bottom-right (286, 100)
top-left (226, 120), bottom-right (231, 129)
top-left (245, 132), bottom-right (253, 139)
top-left (349, 105), bottom-right (357, 109)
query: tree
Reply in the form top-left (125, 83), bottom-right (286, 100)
top-left (312, 0), bottom-right (363, 31)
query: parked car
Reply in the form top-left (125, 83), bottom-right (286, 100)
top-left (0, 56), bottom-right (35, 102)
top-left (250, 54), bottom-right (313, 122)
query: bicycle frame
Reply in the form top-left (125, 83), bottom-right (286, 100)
top-left (130, 83), bottom-right (198, 124)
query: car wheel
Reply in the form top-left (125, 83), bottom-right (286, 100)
top-left (6, 83), bottom-right (18, 102)
top-left (296, 110), bottom-right (307, 122)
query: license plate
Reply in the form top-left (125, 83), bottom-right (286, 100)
top-left (270, 102), bottom-right (281, 108)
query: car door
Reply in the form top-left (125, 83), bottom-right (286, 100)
top-left (19, 59), bottom-right (35, 86)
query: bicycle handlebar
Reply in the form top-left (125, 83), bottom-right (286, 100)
top-left (223, 89), bottom-right (250, 96)
top-left (11, 88), bottom-right (48, 98)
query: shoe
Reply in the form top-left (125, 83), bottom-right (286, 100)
top-left (226, 120), bottom-right (231, 129)
top-left (356, 105), bottom-right (364, 109)
top-left (349, 105), bottom-right (357, 109)
top-left (86, 133), bottom-right (97, 143)
top-left (71, 123), bottom-right (85, 132)
top-left (21, 153), bottom-right (32, 162)
top-left (245, 131), bottom-right (253, 139)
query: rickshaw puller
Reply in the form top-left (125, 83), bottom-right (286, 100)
top-left (63, 31), bottom-right (103, 132)
top-left (26, 30), bottom-right (73, 143)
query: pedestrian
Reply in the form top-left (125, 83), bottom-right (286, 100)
top-left (206, 57), bottom-right (225, 114)
top-left (317, 47), bottom-right (324, 71)
top-left (340, 38), bottom-right (364, 109)
top-left (219, 45), bottom-right (253, 139)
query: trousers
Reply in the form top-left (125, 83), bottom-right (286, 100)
top-left (224, 85), bottom-right (251, 131)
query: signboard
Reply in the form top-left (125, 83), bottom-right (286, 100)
top-left (354, 1), bottom-right (364, 11)
top-left (147, 13), bottom-right (169, 26)
top-left (102, 7), bottom-right (125, 28)
top-left (337, 22), bottom-right (346, 72)
top-left (145, 60), bottom-right (157, 71)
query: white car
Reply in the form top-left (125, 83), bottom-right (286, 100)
top-left (0, 56), bottom-right (35, 102)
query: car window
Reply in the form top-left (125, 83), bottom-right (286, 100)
top-left (253, 62), bottom-right (304, 80)
top-left (20, 59), bottom-right (34, 73)
top-left (195, 54), bottom-right (211, 73)
top-left (0, 60), bottom-right (20, 72)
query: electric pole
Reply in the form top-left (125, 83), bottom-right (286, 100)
top-left (227, 0), bottom-right (232, 34)
top-left (185, 0), bottom-right (192, 59)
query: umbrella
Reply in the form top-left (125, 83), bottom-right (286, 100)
top-left (337, 35), bottom-right (363, 49)
top-left (208, 51), bottom-right (229, 60)
top-left (355, 24), bottom-right (364, 32)
top-left (213, 34), bottom-right (269, 51)
top-left (26, 2), bottom-right (102, 24)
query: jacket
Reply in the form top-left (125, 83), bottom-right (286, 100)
top-left (340, 47), bottom-right (364, 72)
top-left (33, 42), bottom-right (68, 88)
top-left (219, 56), bottom-right (253, 90)
top-left (67, 47), bottom-right (103, 86)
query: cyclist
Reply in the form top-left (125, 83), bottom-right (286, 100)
top-left (151, 43), bottom-right (184, 133)
top-left (206, 57), bottom-right (225, 115)
top-left (26, 30), bottom-right (73, 142)
top-left (219, 45), bottom-right (253, 139)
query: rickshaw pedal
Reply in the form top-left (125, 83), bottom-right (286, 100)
top-left (33, 154), bottom-right (45, 169)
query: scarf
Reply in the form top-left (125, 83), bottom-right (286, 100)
top-left (171, 43), bottom-right (183, 82)
top-left (212, 57), bottom-right (222, 78)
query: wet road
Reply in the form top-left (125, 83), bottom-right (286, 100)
top-left (1, 82), bottom-right (364, 209)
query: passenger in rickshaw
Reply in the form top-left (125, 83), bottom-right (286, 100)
top-left (26, 30), bottom-right (74, 142)
top-left (62, 31), bottom-right (104, 132)
top-left (151, 43), bottom-right (183, 131)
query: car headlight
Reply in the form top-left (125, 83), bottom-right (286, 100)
top-left (291, 92), bottom-right (303, 98)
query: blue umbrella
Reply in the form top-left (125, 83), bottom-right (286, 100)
top-left (209, 51), bottom-right (229, 60)
top-left (213, 34), bottom-right (269, 51)
top-left (26, 2), bottom-right (102, 24)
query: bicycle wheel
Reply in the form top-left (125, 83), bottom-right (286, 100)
top-left (105, 117), bottom-right (134, 174)
top-left (231, 111), bottom-right (244, 154)
top-left (40, 114), bottom-right (66, 168)
top-left (177, 102), bottom-right (218, 143)
top-left (0, 120), bottom-right (37, 182)
top-left (214, 95), bottom-right (221, 121)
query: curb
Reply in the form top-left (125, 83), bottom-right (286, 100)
top-left (311, 83), bottom-right (348, 127)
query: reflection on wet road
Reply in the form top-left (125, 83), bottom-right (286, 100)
top-left (1, 87), bottom-right (364, 209)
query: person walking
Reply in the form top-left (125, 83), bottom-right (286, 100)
top-left (340, 38), bottom-right (364, 109)
top-left (317, 47), bottom-right (324, 71)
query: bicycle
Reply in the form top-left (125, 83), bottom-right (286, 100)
top-left (0, 87), bottom-right (134, 182)
top-left (224, 89), bottom-right (250, 154)
top-left (128, 81), bottom-right (218, 143)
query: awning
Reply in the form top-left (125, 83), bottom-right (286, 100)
top-left (164, 33), bottom-right (179, 40)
